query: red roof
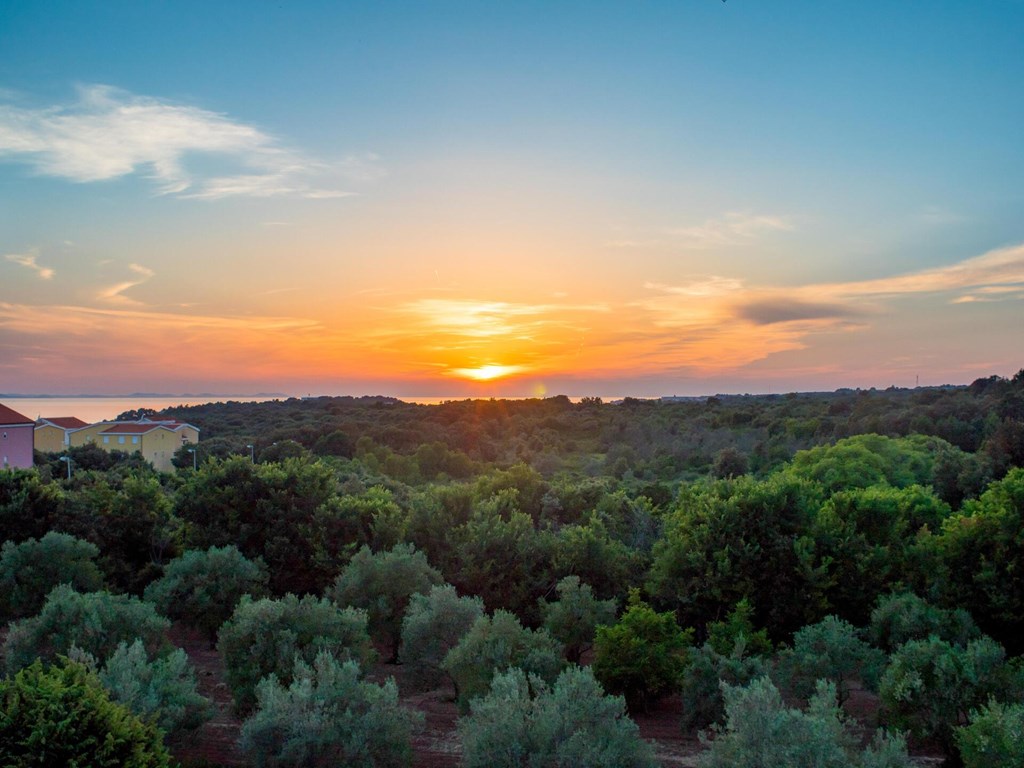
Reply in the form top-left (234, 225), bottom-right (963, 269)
top-left (0, 403), bottom-right (34, 426)
top-left (38, 417), bottom-right (89, 429)
top-left (100, 423), bottom-right (163, 435)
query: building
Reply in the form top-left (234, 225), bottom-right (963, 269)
top-left (34, 416), bottom-right (89, 454)
top-left (69, 418), bottom-right (199, 472)
top-left (0, 403), bottom-right (35, 469)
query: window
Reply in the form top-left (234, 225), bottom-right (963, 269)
top-left (103, 436), bottom-right (109, 444)
top-left (118, 436), bottom-right (126, 444)
top-left (132, 436), bottom-right (139, 444)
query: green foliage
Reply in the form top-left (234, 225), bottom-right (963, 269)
top-left (239, 651), bottom-right (419, 768)
top-left (706, 599), bottom-right (772, 658)
top-left (711, 447), bottom-right (748, 479)
top-left (174, 456), bottom-right (339, 594)
top-left (0, 469), bottom-right (66, 544)
top-left (868, 592), bottom-right (979, 653)
top-left (648, 474), bottom-right (825, 640)
top-left (592, 591), bottom-right (692, 712)
top-left (879, 635), bottom-right (1024, 760)
top-left (0, 531), bottom-right (104, 620)
top-left (699, 677), bottom-right (913, 768)
top-left (553, 518), bottom-right (641, 602)
top-left (443, 610), bottom-right (563, 710)
top-left (931, 468), bottom-right (1024, 652)
top-left (3, 585), bottom-right (169, 673)
top-left (460, 666), bottom-right (657, 768)
top-left (329, 543), bottom-right (443, 662)
top-left (680, 642), bottom-right (769, 731)
top-left (540, 575), bottom-right (617, 663)
top-left (0, 658), bottom-right (171, 767)
top-left (144, 545), bottom-right (269, 645)
top-left (218, 593), bottom-right (374, 713)
top-left (784, 434), bottom-right (939, 493)
top-left (82, 639), bottom-right (212, 741)
top-left (399, 583), bottom-right (483, 691)
top-left (955, 700), bottom-right (1024, 768)
top-left (777, 616), bottom-right (886, 705)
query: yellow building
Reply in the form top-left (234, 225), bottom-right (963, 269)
top-left (69, 418), bottom-right (199, 472)
top-left (34, 417), bottom-right (89, 454)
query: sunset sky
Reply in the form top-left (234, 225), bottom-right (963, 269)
top-left (2, 1), bottom-right (1022, 397)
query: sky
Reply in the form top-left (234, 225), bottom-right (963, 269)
top-left (1, 0), bottom-right (1022, 397)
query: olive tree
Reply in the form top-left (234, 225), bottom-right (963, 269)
top-left (399, 584), bottom-right (483, 691)
top-left (0, 531), bottom-right (104, 620)
top-left (540, 575), bottom-right (616, 663)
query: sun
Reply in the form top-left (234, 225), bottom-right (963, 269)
top-left (451, 364), bottom-right (524, 381)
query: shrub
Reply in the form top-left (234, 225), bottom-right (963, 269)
top-left (777, 616), bottom-right (886, 705)
top-left (144, 545), bottom-right (269, 646)
top-left (879, 635), bottom-right (1024, 760)
top-left (955, 700), bottom-right (1024, 768)
top-left (218, 593), bottom-right (374, 713)
top-left (3, 585), bottom-right (169, 673)
top-left (79, 639), bottom-right (212, 742)
top-left (329, 543), bottom-right (443, 662)
top-left (0, 658), bottom-right (171, 767)
top-left (0, 531), bottom-right (104, 620)
top-left (680, 642), bottom-right (769, 731)
top-left (443, 610), bottom-right (563, 710)
top-left (705, 598), bottom-right (772, 658)
top-left (592, 591), bottom-right (692, 712)
top-left (399, 584), bottom-right (483, 691)
top-left (461, 666), bottom-right (657, 768)
top-left (699, 677), bottom-right (913, 768)
top-left (540, 575), bottom-right (617, 664)
top-left (240, 651), bottom-right (419, 768)
top-left (868, 591), bottom-right (979, 653)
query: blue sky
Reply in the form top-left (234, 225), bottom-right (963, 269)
top-left (1, 1), bottom-right (1022, 395)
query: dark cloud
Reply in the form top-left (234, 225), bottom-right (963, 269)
top-left (736, 298), bottom-right (861, 325)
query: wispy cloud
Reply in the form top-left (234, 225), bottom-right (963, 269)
top-left (666, 212), bottom-right (795, 248)
top-left (5, 251), bottom-right (54, 280)
top-left (0, 85), bottom-right (377, 200)
top-left (97, 263), bottom-right (154, 305)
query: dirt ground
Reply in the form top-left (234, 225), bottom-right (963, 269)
top-left (167, 624), bottom-right (942, 768)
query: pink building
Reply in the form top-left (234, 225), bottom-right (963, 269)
top-left (0, 403), bottom-right (35, 469)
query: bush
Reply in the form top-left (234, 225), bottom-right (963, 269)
top-left (0, 531), bottom-right (104, 620)
top-left (868, 592), bottom-right (979, 653)
top-left (955, 700), bottom-right (1024, 768)
top-left (879, 635), bottom-right (1024, 760)
top-left (3, 585), bottom-right (169, 673)
top-left (218, 593), bottom-right (374, 713)
top-left (461, 666), bottom-right (657, 768)
top-left (777, 616), bottom-right (886, 706)
top-left (144, 545), bottom-right (269, 645)
top-left (540, 575), bottom-right (617, 663)
top-left (592, 591), bottom-right (692, 712)
top-left (76, 639), bottom-right (212, 742)
top-left (329, 543), bottom-right (443, 662)
top-left (705, 599), bottom-right (772, 658)
top-left (399, 584), bottom-right (483, 691)
top-left (680, 642), bottom-right (770, 731)
top-left (443, 610), bottom-right (563, 710)
top-left (0, 658), bottom-right (171, 767)
top-left (240, 651), bottom-right (419, 768)
top-left (699, 677), bottom-right (913, 768)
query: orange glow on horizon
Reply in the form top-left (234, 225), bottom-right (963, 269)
top-left (451, 364), bottom-right (525, 381)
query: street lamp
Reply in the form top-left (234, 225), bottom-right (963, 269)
top-left (59, 455), bottom-right (72, 480)
top-left (187, 447), bottom-right (197, 471)
top-left (246, 444), bottom-right (254, 464)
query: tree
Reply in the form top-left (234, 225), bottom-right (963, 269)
top-left (0, 531), bottom-right (104, 620)
top-left (955, 700), bottom-right (1024, 768)
top-left (3, 585), bottom-right (169, 673)
top-left (712, 447), bottom-right (748, 479)
top-left (217, 593), bottom-right (374, 713)
top-left (0, 468), bottom-right (65, 544)
top-left (143, 545), bottom-right (269, 646)
top-left (73, 639), bottom-right (212, 742)
top-left (329, 544), bottom-right (443, 663)
top-left (699, 677), bottom-right (913, 768)
top-left (399, 584), bottom-right (483, 691)
top-left (460, 666), bottom-right (657, 768)
top-left (540, 575), bottom-right (617, 664)
top-left (680, 641), bottom-right (769, 731)
top-left (776, 616), bottom-right (885, 707)
top-left (239, 651), bottom-right (419, 768)
top-left (705, 599), bottom-right (772, 658)
top-left (878, 635), bottom-right (1024, 762)
top-left (867, 592), bottom-right (978, 653)
top-left (592, 591), bottom-right (692, 712)
top-left (0, 658), bottom-right (171, 767)
top-left (443, 610), bottom-right (563, 710)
